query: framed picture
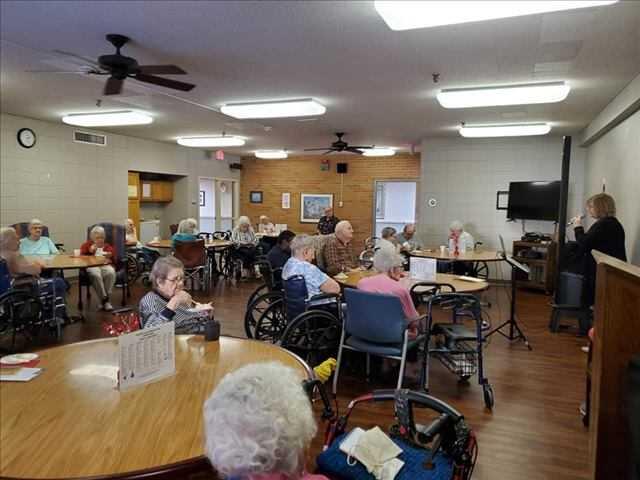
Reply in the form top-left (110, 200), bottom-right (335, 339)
top-left (250, 191), bottom-right (263, 203)
top-left (375, 183), bottom-right (385, 219)
top-left (199, 190), bottom-right (205, 207)
top-left (282, 192), bottom-right (290, 209)
top-left (300, 193), bottom-right (333, 223)
top-left (496, 190), bottom-right (509, 210)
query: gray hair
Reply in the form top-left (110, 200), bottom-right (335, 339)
top-left (178, 218), bottom-right (198, 234)
top-left (203, 362), bottom-right (316, 478)
top-left (0, 227), bottom-right (18, 250)
top-left (381, 226), bottom-right (397, 239)
top-left (29, 218), bottom-right (43, 228)
top-left (373, 248), bottom-right (404, 273)
top-left (149, 256), bottom-right (184, 288)
top-left (237, 216), bottom-right (251, 226)
top-left (403, 223), bottom-right (416, 233)
top-left (449, 220), bottom-right (464, 232)
top-left (90, 225), bottom-right (106, 240)
top-left (335, 220), bottom-right (351, 234)
top-left (290, 234), bottom-right (314, 256)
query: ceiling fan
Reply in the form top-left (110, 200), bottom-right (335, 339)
top-left (28, 34), bottom-right (195, 96)
top-left (304, 132), bottom-right (374, 155)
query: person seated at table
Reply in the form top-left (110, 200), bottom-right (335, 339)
top-left (18, 218), bottom-right (59, 255)
top-left (232, 216), bottom-right (259, 279)
top-left (357, 249), bottom-right (421, 326)
top-left (258, 215), bottom-right (277, 235)
top-left (396, 223), bottom-right (423, 251)
top-left (80, 226), bottom-right (116, 312)
top-left (283, 234), bottom-right (340, 299)
top-left (377, 227), bottom-right (400, 254)
top-left (203, 361), bottom-right (328, 480)
top-left (139, 256), bottom-right (213, 333)
top-left (267, 230), bottom-right (296, 270)
top-left (125, 218), bottom-right (140, 246)
top-left (448, 220), bottom-right (475, 252)
top-left (126, 218), bottom-right (159, 267)
top-left (317, 207), bottom-right (340, 235)
top-left (171, 218), bottom-right (199, 247)
top-left (323, 220), bottom-right (359, 276)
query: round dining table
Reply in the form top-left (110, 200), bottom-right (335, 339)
top-left (335, 269), bottom-right (489, 293)
top-left (24, 254), bottom-right (108, 270)
top-left (409, 248), bottom-right (503, 262)
top-left (0, 335), bottom-right (312, 479)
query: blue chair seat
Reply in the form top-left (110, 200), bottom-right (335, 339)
top-left (346, 334), bottom-right (426, 357)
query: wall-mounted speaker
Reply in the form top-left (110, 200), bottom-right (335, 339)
top-left (337, 163), bottom-right (348, 174)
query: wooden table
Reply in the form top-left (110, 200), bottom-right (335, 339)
top-left (24, 254), bottom-right (108, 270)
top-left (146, 239), bottom-right (233, 249)
top-left (410, 249), bottom-right (503, 262)
top-left (335, 269), bottom-right (489, 293)
top-left (0, 336), bottom-right (312, 479)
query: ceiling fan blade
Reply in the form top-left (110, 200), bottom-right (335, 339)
top-left (347, 148), bottom-right (365, 155)
top-left (138, 65), bottom-right (187, 75)
top-left (51, 49), bottom-right (101, 68)
top-left (26, 70), bottom-right (88, 74)
top-left (104, 77), bottom-right (124, 95)
top-left (133, 73), bottom-right (195, 91)
top-left (347, 145), bottom-right (374, 149)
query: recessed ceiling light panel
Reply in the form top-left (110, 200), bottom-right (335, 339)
top-left (437, 82), bottom-right (570, 109)
top-left (255, 150), bottom-right (288, 159)
top-left (221, 98), bottom-right (326, 119)
top-left (177, 136), bottom-right (246, 147)
top-left (374, 1), bottom-right (618, 31)
top-left (459, 123), bottom-right (551, 138)
top-left (362, 147), bottom-right (396, 157)
top-left (62, 111), bottom-right (153, 127)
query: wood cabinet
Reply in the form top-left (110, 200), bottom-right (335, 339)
top-left (128, 172), bottom-right (140, 199)
top-left (512, 240), bottom-right (557, 294)
top-left (128, 199), bottom-right (140, 233)
top-left (140, 180), bottom-right (173, 203)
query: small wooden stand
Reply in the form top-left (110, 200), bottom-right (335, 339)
top-left (512, 240), bottom-right (557, 294)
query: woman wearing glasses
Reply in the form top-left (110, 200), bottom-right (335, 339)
top-left (139, 256), bottom-right (214, 333)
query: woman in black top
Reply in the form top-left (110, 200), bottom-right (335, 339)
top-left (570, 193), bottom-right (626, 305)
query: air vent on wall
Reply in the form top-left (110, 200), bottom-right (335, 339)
top-left (73, 130), bottom-right (107, 146)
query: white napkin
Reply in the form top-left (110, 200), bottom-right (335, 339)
top-left (339, 426), bottom-right (404, 480)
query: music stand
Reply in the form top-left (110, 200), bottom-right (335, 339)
top-left (486, 236), bottom-right (532, 350)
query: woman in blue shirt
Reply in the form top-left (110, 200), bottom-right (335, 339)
top-left (171, 218), bottom-right (199, 247)
top-left (19, 219), bottom-right (59, 255)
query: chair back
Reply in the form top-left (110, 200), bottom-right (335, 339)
top-left (87, 223), bottom-right (126, 266)
top-left (344, 289), bottom-right (406, 343)
top-left (0, 258), bottom-right (11, 296)
top-left (255, 260), bottom-right (282, 291)
top-left (169, 224), bottom-right (179, 236)
top-left (213, 231), bottom-right (230, 240)
top-left (11, 223), bottom-right (51, 238)
top-left (174, 239), bottom-right (206, 268)
top-left (283, 275), bottom-right (309, 320)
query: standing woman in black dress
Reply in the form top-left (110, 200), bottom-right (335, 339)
top-left (570, 193), bottom-right (627, 306)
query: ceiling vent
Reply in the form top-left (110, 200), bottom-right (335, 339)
top-left (73, 130), bottom-right (107, 146)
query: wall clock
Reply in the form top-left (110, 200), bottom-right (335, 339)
top-left (17, 128), bottom-right (36, 148)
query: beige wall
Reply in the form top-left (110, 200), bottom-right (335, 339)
top-left (0, 113), bottom-right (240, 249)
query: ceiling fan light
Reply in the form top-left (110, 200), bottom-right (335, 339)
top-left (221, 98), bottom-right (326, 119)
top-left (177, 136), bottom-right (246, 147)
top-left (61, 110), bottom-right (153, 127)
top-left (374, 1), bottom-right (618, 30)
top-left (437, 82), bottom-right (570, 109)
top-left (362, 147), bottom-right (396, 157)
top-left (459, 123), bottom-right (551, 138)
top-left (255, 150), bottom-right (288, 159)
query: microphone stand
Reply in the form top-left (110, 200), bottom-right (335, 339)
top-left (485, 254), bottom-right (532, 350)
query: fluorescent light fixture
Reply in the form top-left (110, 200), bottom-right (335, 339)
top-left (362, 147), bottom-right (396, 157)
top-left (459, 123), bottom-right (551, 138)
top-left (437, 82), bottom-right (570, 109)
top-left (255, 150), bottom-right (288, 159)
top-left (177, 136), bottom-right (246, 147)
top-left (374, 1), bottom-right (618, 30)
top-left (221, 98), bottom-right (326, 119)
top-left (62, 111), bottom-right (153, 127)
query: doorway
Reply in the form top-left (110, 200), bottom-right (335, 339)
top-left (199, 177), bottom-right (239, 232)
top-left (373, 180), bottom-right (418, 237)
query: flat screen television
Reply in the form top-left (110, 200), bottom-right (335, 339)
top-left (507, 181), bottom-right (561, 221)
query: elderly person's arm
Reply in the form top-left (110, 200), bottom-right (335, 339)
top-left (320, 277), bottom-right (340, 294)
top-left (9, 253), bottom-right (42, 277)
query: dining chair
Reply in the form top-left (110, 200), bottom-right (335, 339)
top-left (332, 289), bottom-right (427, 395)
top-left (173, 239), bottom-right (208, 291)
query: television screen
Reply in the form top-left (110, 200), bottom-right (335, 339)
top-left (507, 181), bottom-right (561, 221)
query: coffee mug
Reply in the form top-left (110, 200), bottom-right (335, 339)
top-left (73, 248), bottom-right (81, 257)
top-left (204, 320), bottom-right (220, 341)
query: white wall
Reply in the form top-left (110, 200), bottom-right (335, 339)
top-left (375, 181), bottom-right (417, 237)
top-left (198, 178), bottom-right (215, 232)
top-left (0, 113), bottom-right (240, 248)
top-left (419, 136), bottom-right (586, 277)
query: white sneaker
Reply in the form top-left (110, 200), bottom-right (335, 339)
top-left (103, 302), bottom-right (114, 312)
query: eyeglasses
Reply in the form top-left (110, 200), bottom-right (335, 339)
top-left (165, 275), bottom-right (184, 284)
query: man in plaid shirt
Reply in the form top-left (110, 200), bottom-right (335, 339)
top-left (323, 220), bottom-right (359, 276)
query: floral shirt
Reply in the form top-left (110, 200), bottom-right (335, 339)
top-left (317, 215), bottom-right (339, 235)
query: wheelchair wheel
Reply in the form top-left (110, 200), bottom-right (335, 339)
top-left (246, 283), bottom-right (269, 312)
top-left (0, 290), bottom-right (43, 352)
top-left (483, 383), bottom-right (494, 410)
top-left (244, 292), bottom-right (284, 339)
top-left (254, 299), bottom-right (287, 343)
top-left (471, 261), bottom-right (489, 280)
top-left (280, 310), bottom-right (342, 367)
top-left (126, 254), bottom-right (141, 284)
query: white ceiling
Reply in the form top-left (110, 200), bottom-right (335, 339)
top-left (1, 0), bottom-right (639, 155)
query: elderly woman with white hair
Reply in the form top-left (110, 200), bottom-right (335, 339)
top-left (203, 361), bottom-right (328, 480)
top-left (232, 216), bottom-right (258, 278)
top-left (448, 220), bottom-right (475, 253)
top-left (139, 256), bottom-right (213, 332)
top-left (171, 218), bottom-right (199, 247)
top-left (18, 218), bottom-right (60, 255)
top-left (258, 215), bottom-right (276, 235)
top-left (80, 225), bottom-right (116, 311)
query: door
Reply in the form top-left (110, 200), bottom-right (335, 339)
top-left (373, 180), bottom-right (418, 237)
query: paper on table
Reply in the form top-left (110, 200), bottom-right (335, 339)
top-left (0, 367), bottom-right (43, 382)
top-left (409, 257), bottom-right (436, 281)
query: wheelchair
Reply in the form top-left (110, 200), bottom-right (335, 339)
top-left (126, 246), bottom-right (160, 287)
top-left (248, 275), bottom-right (343, 367)
top-left (244, 260), bottom-right (283, 338)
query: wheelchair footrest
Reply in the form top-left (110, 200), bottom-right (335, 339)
top-left (432, 323), bottom-right (476, 342)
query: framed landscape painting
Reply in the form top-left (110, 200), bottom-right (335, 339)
top-left (300, 193), bottom-right (333, 223)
